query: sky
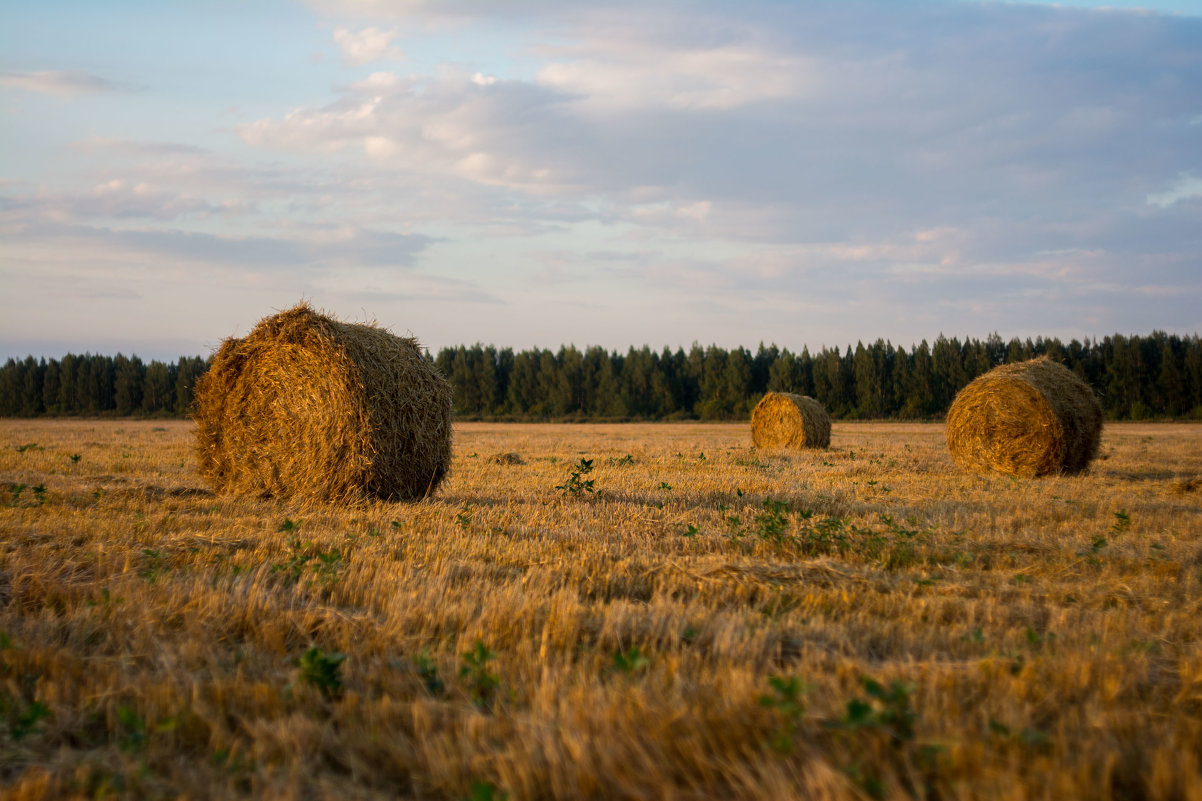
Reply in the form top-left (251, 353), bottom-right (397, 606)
top-left (1, 0), bottom-right (1199, 362)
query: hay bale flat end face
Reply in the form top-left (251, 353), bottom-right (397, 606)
top-left (750, 392), bottom-right (831, 450)
top-left (193, 303), bottom-right (453, 502)
top-left (946, 356), bottom-right (1103, 478)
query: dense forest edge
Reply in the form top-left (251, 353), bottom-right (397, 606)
top-left (2, 332), bottom-right (1200, 422)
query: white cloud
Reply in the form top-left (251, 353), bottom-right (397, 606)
top-left (349, 71), bottom-right (412, 93)
top-left (536, 41), bottom-right (810, 111)
top-left (363, 135), bottom-right (401, 159)
top-left (0, 70), bottom-right (132, 96)
top-left (2, 180), bottom-right (228, 222)
top-left (332, 26), bottom-right (404, 65)
top-left (1146, 173), bottom-right (1202, 207)
top-left (7, 1), bottom-right (1202, 358)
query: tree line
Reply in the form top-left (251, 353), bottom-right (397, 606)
top-left (0, 354), bottom-right (208, 418)
top-left (2, 332), bottom-right (1200, 421)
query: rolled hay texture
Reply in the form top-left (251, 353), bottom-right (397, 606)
top-left (193, 303), bottom-right (453, 502)
top-left (946, 356), bottom-right (1103, 478)
top-left (750, 392), bottom-right (831, 450)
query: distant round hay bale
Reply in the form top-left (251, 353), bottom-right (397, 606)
top-left (193, 303), bottom-right (453, 502)
top-left (750, 392), bottom-right (831, 450)
top-left (946, 356), bottom-right (1103, 478)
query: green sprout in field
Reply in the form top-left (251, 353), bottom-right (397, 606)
top-left (465, 782), bottom-right (510, 801)
top-left (759, 675), bottom-right (809, 752)
top-left (824, 676), bottom-right (939, 800)
top-left (555, 458), bottom-right (596, 496)
top-left (414, 650), bottom-right (446, 696)
top-left (460, 640), bottom-right (500, 709)
top-left (611, 647), bottom-right (650, 676)
top-left (296, 647), bottom-right (346, 699)
top-left (271, 531), bottom-right (344, 587)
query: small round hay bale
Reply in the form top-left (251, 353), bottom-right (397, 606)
top-left (750, 392), bottom-right (831, 450)
top-left (193, 303), bottom-right (453, 502)
top-left (946, 356), bottom-right (1103, 478)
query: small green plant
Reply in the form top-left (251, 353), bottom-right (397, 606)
top-left (456, 503), bottom-right (473, 530)
top-left (829, 676), bottom-right (917, 744)
top-left (70, 453), bottom-right (82, 463)
top-left (465, 781), bottom-right (510, 801)
top-left (1025, 627), bottom-right (1055, 649)
top-left (279, 518), bottom-right (300, 533)
top-left (658, 481), bottom-right (673, 491)
top-left (725, 511), bottom-right (745, 539)
top-left (272, 537), bottom-right (311, 583)
top-left (459, 640), bottom-right (500, 709)
top-left (8, 699), bottom-right (49, 741)
top-left (609, 454), bottom-right (635, 466)
top-left (611, 647), bottom-right (650, 675)
top-left (116, 705), bottom-right (149, 753)
top-left (414, 650), bottom-right (445, 696)
top-left (796, 515), bottom-right (850, 555)
top-left (15, 443), bottom-right (39, 453)
top-left (1112, 509), bottom-right (1131, 535)
top-left (8, 483), bottom-right (26, 505)
top-left (297, 647), bottom-right (346, 699)
top-left (555, 458), bottom-right (595, 496)
top-left (1018, 726), bottom-right (1052, 751)
top-left (753, 498), bottom-right (790, 544)
top-left (825, 677), bottom-right (928, 799)
top-left (272, 536), bottom-right (343, 586)
top-left (681, 524), bottom-right (700, 538)
top-left (141, 549), bottom-right (167, 583)
top-left (735, 457), bottom-right (769, 469)
top-left (759, 675), bottom-right (809, 751)
top-left (312, 549), bottom-right (343, 583)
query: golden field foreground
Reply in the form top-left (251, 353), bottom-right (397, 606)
top-left (1, 419), bottom-right (1200, 801)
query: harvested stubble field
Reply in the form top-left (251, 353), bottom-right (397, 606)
top-left (1, 419), bottom-right (1201, 801)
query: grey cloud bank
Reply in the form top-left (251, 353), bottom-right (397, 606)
top-left (1, 1), bottom-right (1199, 361)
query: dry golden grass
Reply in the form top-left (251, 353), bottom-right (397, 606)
top-left (2, 419), bottom-right (1201, 800)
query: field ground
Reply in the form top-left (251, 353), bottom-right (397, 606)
top-left (1, 419), bottom-right (1200, 800)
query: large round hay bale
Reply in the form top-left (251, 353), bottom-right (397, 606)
top-left (946, 356), bottom-right (1103, 477)
top-left (750, 392), bottom-right (831, 450)
top-left (193, 303), bottom-right (453, 502)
